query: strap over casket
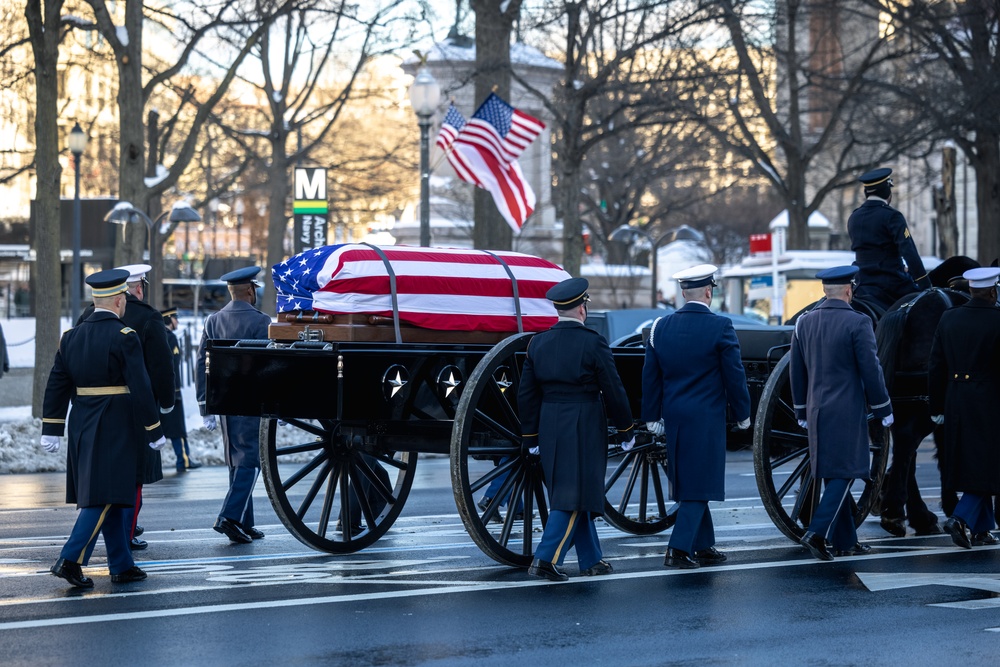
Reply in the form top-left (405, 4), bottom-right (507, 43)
top-left (272, 244), bottom-right (571, 333)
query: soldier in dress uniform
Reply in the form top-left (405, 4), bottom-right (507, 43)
top-left (930, 267), bottom-right (1000, 549)
top-left (519, 278), bottom-right (635, 581)
top-left (42, 269), bottom-right (167, 588)
top-left (791, 266), bottom-right (894, 560)
top-left (848, 167), bottom-right (931, 312)
top-left (161, 307), bottom-right (200, 472)
top-left (641, 265), bottom-right (751, 569)
top-left (197, 266), bottom-right (271, 544)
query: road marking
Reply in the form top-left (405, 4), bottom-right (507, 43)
top-left (0, 543), bottom-right (985, 630)
top-left (858, 569), bottom-right (1000, 612)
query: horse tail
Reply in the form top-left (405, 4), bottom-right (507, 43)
top-left (875, 307), bottom-right (907, 394)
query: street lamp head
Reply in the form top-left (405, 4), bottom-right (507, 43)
top-left (409, 67), bottom-right (441, 119)
top-left (168, 201), bottom-right (202, 224)
top-left (657, 224), bottom-right (705, 246)
top-left (609, 224), bottom-right (647, 244)
top-left (105, 201), bottom-right (153, 229)
top-left (67, 123), bottom-right (88, 156)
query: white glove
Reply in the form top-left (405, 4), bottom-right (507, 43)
top-left (646, 420), bottom-right (665, 437)
top-left (882, 414), bottom-right (894, 427)
top-left (40, 435), bottom-right (61, 453)
top-left (931, 414), bottom-right (944, 425)
top-left (736, 418), bottom-right (751, 430)
top-left (203, 415), bottom-right (217, 431)
top-left (621, 437), bottom-right (636, 452)
top-left (528, 446), bottom-right (539, 455)
top-left (160, 404), bottom-right (174, 414)
top-left (797, 420), bottom-right (808, 430)
top-left (149, 436), bottom-right (168, 450)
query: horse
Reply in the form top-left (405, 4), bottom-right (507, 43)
top-left (873, 255), bottom-right (979, 536)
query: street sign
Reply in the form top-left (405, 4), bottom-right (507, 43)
top-left (293, 168), bottom-right (328, 254)
top-left (749, 233), bottom-right (772, 256)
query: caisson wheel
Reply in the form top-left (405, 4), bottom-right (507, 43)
top-left (260, 417), bottom-right (416, 553)
top-left (603, 434), bottom-right (676, 534)
top-left (753, 353), bottom-right (890, 542)
top-left (451, 333), bottom-right (547, 567)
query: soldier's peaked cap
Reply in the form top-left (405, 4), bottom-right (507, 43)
top-left (859, 168), bottom-right (893, 187)
top-left (546, 277), bottom-right (589, 310)
top-left (672, 264), bottom-right (718, 289)
top-left (116, 263), bottom-right (151, 282)
top-left (160, 307), bottom-right (178, 320)
top-left (86, 268), bottom-right (130, 298)
top-left (220, 266), bottom-right (261, 285)
top-left (816, 265), bottom-right (859, 284)
top-left (963, 267), bottom-right (1000, 288)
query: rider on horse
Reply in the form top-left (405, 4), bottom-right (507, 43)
top-left (849, 168), bottom-right (932, 313)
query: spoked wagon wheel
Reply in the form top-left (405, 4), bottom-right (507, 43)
top-left (603, 435), bottom-right (676, 534)
top-left (753, 354), bottom-right (890, 542)
top-left (260, 417), bottom-right (416, 553)
top-left (451, 332), bottom-right (547, 568)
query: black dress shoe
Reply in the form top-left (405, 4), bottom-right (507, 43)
top-left (186, 461), bottom-right (203, 470)
top-left (110, 566), bottom-right (147, 583)
top-left (833, 542), bottom-right (873, 557)
top-left (944, 517), bottom-right (972, 549)
top-left (129, 537), bottom-right (148, 551)
top-left (664, 548), bottom-right (700, 569)
top-left (880, 515), bottom-right (906, 537)
top-left (694, 547), bottom-right (727, 565)
top-left (527, 558), bottom-right (569, 582)
top-left (800, 531), bottom-right (834, 561)
top-left (580, 559), bottom-right (614, 576)
top-left (973, 531), bottom-right (1000, 546)
top-left (477, 496), bottom-right (492, 512)
top-left (244, 526), bottom-right (265, 540)
top-left (214, 517), bottom-right (252, 544)
top-left (133, 525), bottom-right (144, 537)
top-left (50, 558), bottom-right (93, 589)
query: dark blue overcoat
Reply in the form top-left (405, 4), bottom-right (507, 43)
top-left (848, 199), bottom-right (930, 309)
top-left (196, 300), bottom-right (271, 467)
top-left (641, 303), bottom-right (750, 501)
top-left (42, 311), bottom-right (164, 507)
top-left (789, 299), bottom-right (892, 479)
top-left (518, 321), bottom-right (633, 514)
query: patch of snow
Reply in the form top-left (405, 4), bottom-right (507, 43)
top-left (272, 90), bottom-right (283, 104)
top-left (63, 15), bottom-right (96, 29)
top-left (116, 25), bottom-right (129, 47)
top-left (144, 164), bottom-right (169, 188)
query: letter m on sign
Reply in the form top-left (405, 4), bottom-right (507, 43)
top-left (295, 168), bottom-right (327, 202)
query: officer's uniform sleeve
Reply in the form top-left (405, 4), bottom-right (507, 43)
top-left (718, 318), bottom-right (751, 422)
top-left (928, 321), bottom-right (948, 416)
top-left (195, 320), bottom-right (210, 416)
top-left (516, 339), bottom-right (540, 444)
top-left (640, 321), bottom-right (664, 423)
top-left (41, 335), bottom-right (73, 437)
top-left (789, 320), bottom-right (808, 421)
top-left (141, 316), bottom-right (176, 412)
top-left (121, 329), bottom-right (164, 442)
top-left (891, 210), bottom-right (930, 289)
top-left (852, 316), bottom-right (892, 419)
top-left (593, 334), bottom-right (633, 433)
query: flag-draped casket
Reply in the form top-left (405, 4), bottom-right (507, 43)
top-left (271, 244), bottom-right (571, 335)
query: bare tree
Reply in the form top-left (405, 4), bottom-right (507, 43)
top-left (699, 0), bottom-right (935, 250)
top-left (875, 0), bottom-right (1000, 264)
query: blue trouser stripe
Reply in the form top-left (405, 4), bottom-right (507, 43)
top-left (534, 510), bottom-right (602, 570)
top-left (668, 501), bottom-right (714, 554)
top-left (61, 505), bottom-right (134, 574)
top-left (954, 493), bottom-right (996, 533)
top-left (807, 478), bottom-right (857, 550)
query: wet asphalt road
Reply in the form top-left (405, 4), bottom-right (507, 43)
top-left (2, 446), bottom-right (1000, 667)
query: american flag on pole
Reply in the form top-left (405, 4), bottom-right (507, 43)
top-left (437, 94), bottom-right (545, 234)
top-left (272, 244), bottom-right (570, 332)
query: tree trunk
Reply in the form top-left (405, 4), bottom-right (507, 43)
top-left (974, 131), bottom-right (1000, 265)
top-left (263, 134), bottom-right (290, 317)
top-left (113, 0), bottom-right (148, 266)
top-left (937, 145), bottom-right (958, 259)
top-left (146, 109), bottom-right (163, 308)
top-left (25, 0), bottom-right (64, 417)
top-left (471, 0), bottom-right (520, 252)
top-left (784, 162), bottom-right (809, 249)
top-left (559, 164), bottom-right (583, 277)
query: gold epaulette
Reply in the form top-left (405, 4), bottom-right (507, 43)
top-left (120, 327), bottom-right (135, 335)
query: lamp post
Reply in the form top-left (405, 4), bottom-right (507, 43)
top-left (408, 66), bottom-right (441, 247)
top-left (105, 200), bottom-right (202, 308)
top-left (609, 224), bottom-right (706, 308)
top-left (67, 123), bottom-right (88, 323)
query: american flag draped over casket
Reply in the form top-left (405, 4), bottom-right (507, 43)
top-left (272, 244), bottom-right (572, 332)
